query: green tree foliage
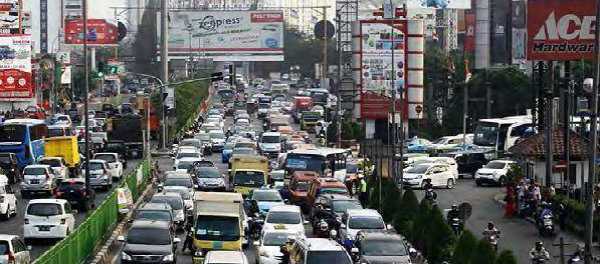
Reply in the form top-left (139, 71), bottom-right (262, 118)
top-left (380, 179), bottom-right (401, 222)
top-left (281, 27), bottom-right (338, 77)
top-left (393, 189), bottom-right (419, 240)
top-left (452, 230), bottom-right (478, 264)
top-left (470, 239), bottom-right (497, 264)
top-left (411, 199), bottom-right (433, 251)
top-left (495, 250), bottom-right (518, 264)
top-left (173, 81), bottom-right (208, 130)
top-left (424, 207), bottom-right (456, 263)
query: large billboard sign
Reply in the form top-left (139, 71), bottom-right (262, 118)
top-left (0, 35), bottom-right (32, 100)
top-left (406, 0), bottom-right (471, 9)
top-left (527, 0), bottom-right (596, 61)
top-left (64, 19), bottom-right (118, 46)
top-left (167, 11), bottom-right (284, 61)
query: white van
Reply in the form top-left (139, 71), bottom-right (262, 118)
top-left (0, 174), bottom-right (17, 220)
top-left (23, 199), bottom-right (75, 241)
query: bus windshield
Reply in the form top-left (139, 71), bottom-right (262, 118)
top-left (234, 171), bottom-right (265, 187)
top-left (0, 125), bottom-right (25, 143)
top-left (473, 122), bottom-right (498, 146)
top-left (195, 215), bottom-right (240, 241)
top-left (286, 154), bottom-right (325, 172)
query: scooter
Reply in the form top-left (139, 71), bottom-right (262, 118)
top-left (531, 256), bottom-right (548, 264)
top-left (538, 213), bottom-right (555, 237)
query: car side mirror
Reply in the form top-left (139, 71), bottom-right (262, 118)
top-left (117, 235), bottom-right (125, 242)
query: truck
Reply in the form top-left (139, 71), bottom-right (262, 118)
top-left (44, 136), bottom-right (81, 175)
top-left (292, 96), bottom-right (313, 123)
top-left (106, 114), bottom-right (143, 158)
top-left (300, 111), bottom-right (321, 132)
top-left (229, 154), bottom-right (269, 196)
top-left (135, 96), bottom-right (160, 139)
top-left (192, 192), bottom-right (246, 263)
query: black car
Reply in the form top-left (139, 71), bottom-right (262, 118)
top-left (352, 230), bottom-right (413, 264)
top-left (54, 178), bottom-right (96, 211)
top-left (133, 203), bottom-right (175, 231)
top-left (441, 151), bottom-right (488, 178)
top-left (311, 194), bottom-right (363, 219)
top-left (119, 220), bottom-right (179, 264)
top-left (0, 153), bottom-right (20, 184)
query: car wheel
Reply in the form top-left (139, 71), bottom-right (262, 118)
top-left (498, 176), bottom-right (507, 187)
top-left (446, 179), bottom-right (455, 189)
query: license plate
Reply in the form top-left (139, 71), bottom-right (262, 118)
top-left (30, 180), bottom-right (39, 184)
top-left (38, 226), bottom-right (50, 231)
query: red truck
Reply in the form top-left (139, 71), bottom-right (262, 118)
top-left (292, 96), bottom-right (313, 123)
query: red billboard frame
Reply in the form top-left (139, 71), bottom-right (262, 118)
top-left (64, 19), bottom-right (118, 46)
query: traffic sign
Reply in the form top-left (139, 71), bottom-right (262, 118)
top-left (314, 20), bottom-right (335, 39)
top-left (415, 105), bottom-right (423, 114)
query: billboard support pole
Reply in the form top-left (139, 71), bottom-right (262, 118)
top-left (336, 12), bottom-right (342, 148)
top-left (160, 0), bottom-right (168, 150)
top-left (83, 0), bottom-right (91, 194)
top-left (322, 7), bottom-right (328, 90)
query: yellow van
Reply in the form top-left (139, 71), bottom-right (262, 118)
top-left (229, 154), bottom-right (268, 195)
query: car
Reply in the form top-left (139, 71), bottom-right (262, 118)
top-left (405, 137), bottom-right (432, 153)
top-left (339, 209), bottom-right (389, 247)
top-left (0, 235), bottom-right (30, 264)
top-left (54, 178), bottom-right (96, 211)
top-left (449, 151), bottom-right (489, 177)
top-left (20, 165), bottom-right (55, 198)
top-left (408, 156), bottom-right (459, 179)
top-left (93, 153), bottom-right (124, 180)
top-left (162, 186), bottom-right (193, 212)
top-left (288, 171), bottom-right (319, 208)
top-left (40, 158), bottom-right (69, 182)
top-left (0, 175), bottom-right (16, 219)
top-left (312, 194), bottom-right (362, 219)
top-left (305, 178), bottom-right (348, 213)
top-left (255, 229), bottom-right (301, 264)
top-left (133, 203), bottom-right (175, 231)
top-left (194, 166), bottom-right (227, 191)
top-left (204, 250), bottom-right (249, 264)
top-left (150, 193), bottom-right (186, 229)
top-left (174, 148), bottom-right (202, 169)
top-left (475, 160), bottom-right (517, 186)
top-left (402, 163), bottom-right (456, 189)
top-left (352, 230), bottom-right (413, 264)
top-left (23, 199), bottom-right (76, 241)
top-left (179, 138), bottom-right (203, 153)
top-left (82, 159), bottom-right (113, 190)
top-left (118, 220), bottom-right (180, 264)
top-left (209, 130), bottom-right (226, 152)
top-left (269, 170), bottom-right (285, 184)
top-left (286, 237), bottom-right (352, 264)
top-left (259, 132), bottom-right (282, 158)
top-left (263, 205), bottom-right (306, 236)
top-left (0, 153), bottom-right (20, 184)
top-left (103, 140), bottom-right (128, 158)
top-left (206, 116), bottom-right (224, 129)
top-left (174, 157), bottom-right (202, 172)
top-left (250, 188), bottom-right (285, 217)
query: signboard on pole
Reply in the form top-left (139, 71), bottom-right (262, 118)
top-left (166, 10), bottom-right (284, 61)
top-left (64, 19), bottom-right (119, 46)
top-left (0, 35), bottom-right (33, 100)
top-left (527, 0), bottom-right (596, 61)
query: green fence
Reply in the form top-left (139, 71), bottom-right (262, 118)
top-left (34, 160), bottom-right (151, 264)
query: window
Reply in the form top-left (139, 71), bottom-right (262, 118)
top-left (0, 240), bottom-right (8, 255)
top-left (266, 211), bottom-right (302, 224)
top-left (361, 239), bottom-right (408, 256)
top-left (127, 227), bottom-right (171, 245)
top-left (306, 251), bottom-right (351, 264)
top-left (195, 216), bottom-right (240, 241)
top-left (348, 216), bottom-right (385, 229)
top-left (27, 203), bottom-right (62, 216)
top-left (30, 124), bottom-right (48, 141)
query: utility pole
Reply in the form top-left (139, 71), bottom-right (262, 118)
top-left (160, 0), bottom-right (168, 150)
top-left (83, 0), bottom-right (91, 193)
top-left (321, 7), bottom-right (328, 89)
top-left (563, 61), bottom-right (571, 190)
top-left (336, 13), bottom-right (342, 148)
top-left (545, 61), bottom-right (554, 188)
top-left (585, 0), bottom-right (600, 261)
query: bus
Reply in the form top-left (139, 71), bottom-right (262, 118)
top-left (0, 119), bottom-right (47, 168)
top-left (284, 147), bottom-right (349, 181)
top-left (473, 115), bottom-right (534, 156)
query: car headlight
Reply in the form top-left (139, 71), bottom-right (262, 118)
top-left (122, 252), bottom-right (132, 261)
top-left (416, 174), bottom-right (422, 179)
top-left (194, 250), bottom-right (204, 257)
top-left (162, 254), bottom-right (174, 261)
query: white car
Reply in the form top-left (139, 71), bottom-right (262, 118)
top-left (256, 229), bottom-right (302, 264)
top-left (475, 160), bottom-right (517, 186)
top-left (24, 199), bottom-right (75, 241)
top-left (410, 157), bottom-right (459, 179)
top-left (205, 251), bottom-right (249, 264)
top-left (403, 163), bottom-right (457, 189)
top-left (339, 209), bottom-right (388, 246)
top-left (174, 157), bottom-right (202, 171)
top-left (162, 186), bottom-right (193, 212)
top-left (263, 205), bottom-right (306, 236)
top-left (0, 175), bottom-right (17, 219)
top-left (53, 114), bottom-right (72, 126)
top-left (93, 153), bottom-right (124, 180)
top-left (174, 148), bottom-right (202, 168)
top-left (21, 165), bottom-right (55, 197)
top-left (39, 157), bottom-right (69, 181)
top-left (259, 132), bottom-right (282, 157)
top-left (0, 235), bottom-right (30, 264)
top-left (206, 116), bottom-right (224, 129)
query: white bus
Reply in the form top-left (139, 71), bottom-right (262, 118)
top-left (284, 147), bottom-right (349, 180)
top-left (473, 115), bottom-right (535, 155)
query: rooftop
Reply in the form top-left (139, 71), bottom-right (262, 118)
top-left (508, 129), bottom-right (593, 160)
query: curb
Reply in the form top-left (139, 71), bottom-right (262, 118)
top-left (89, 181), bottom-right (155, 264)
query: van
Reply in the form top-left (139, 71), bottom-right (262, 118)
top-left (306, 178), bottom-right (348, 212)
top-left (230, 154), bottom-right (269, 196)
top-left (0, 175), bottom-right (16, 219)
top-left (23, 199), bottom-right (75, 241)
top-left (20, 165), bottom-right (55, 198)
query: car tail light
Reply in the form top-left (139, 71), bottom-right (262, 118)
top-left (60, 219), bottom-right (66, 225)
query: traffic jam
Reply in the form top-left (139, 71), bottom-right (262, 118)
top-left (110, 75), bottom-right (422, 264)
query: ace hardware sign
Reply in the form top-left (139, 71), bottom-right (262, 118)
top-left (527, 0), bottom-right (597, 61)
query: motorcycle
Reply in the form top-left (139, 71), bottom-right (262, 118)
top-left (450, 218), bottom-right (463, 236)
top-left (531, 256), bottom-right (548, 264)
top-left (311, 206), bottom-right (341, 238)
top-left (424, 188), bottom-right (437, 204)
top-left (484, 231), bottom-right (500, 251)
top-left (248, 216), bottom-right (264, 240)
top-left (538, 213), bottom-right (555, 236)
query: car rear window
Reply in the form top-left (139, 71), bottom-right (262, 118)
top-left (27, 203), bottom-right (62, 216)
top-left (94, 154), bottom-right (116, 163)
top-left (58, 181), bottom-right (85, 192)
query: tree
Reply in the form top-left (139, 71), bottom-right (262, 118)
top-left (393, 189), bottom-right (419, 240)
top-left (381, 179), bottom-right (401, 222)
top-left (424, 207), bottom-right (456, 263)
top-left (495, 250), bottom-right (518, 264)
top-left (470, 239), bottom-right (497, 264)
top-left (452, 230), bottom-right (478, 264)
top-left (411, 199), bottom-right (433, 251)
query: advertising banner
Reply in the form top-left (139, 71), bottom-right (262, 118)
top-left (527, 0), bottom-right (596, 61)
top-left (0, 0), bottom-right (21, 34)
top-left (167, 11), bottom-right (284, 61)
top-left (464, 11), bottom-right (475, 53)
top-left (406, 0), bottom-right (471, 9)
top-left (360, 21), bottom-right (405, 97)
top-left (64, 19), bottom-right (118, 46)
top-left (0, 35), bottom-right (32, 100)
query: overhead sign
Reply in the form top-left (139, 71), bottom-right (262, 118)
top-left (0, 35), bottom-right (33, 100)
top-left (64, 19), bottom-right (119, 46)
top-left (167, 10), bottom-right (284, 61)
top-left (405, 0), bottom-right (471, 9)
top-left (0, 0), bottom-right (21, 34)
top-left (527, 0), bottom-right (596, 61)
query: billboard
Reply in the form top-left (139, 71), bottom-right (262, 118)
top-left (167, 11), bottom-right (284, 61)
top-left (64, 19), bottom-right (118, 46)
top-left (527, 0), bottom-right (596, 61)
top-left (406, 0), bottom-right (471, 9)
top-left (0, 35), bottom-right (32, 100)
top-left (0, 0), bottom-right (21, 34)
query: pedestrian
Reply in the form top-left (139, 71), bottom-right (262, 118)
top-left (504, 184), bottom-right (516, 218)
top-left (358, 175), bottom-right (368, 207)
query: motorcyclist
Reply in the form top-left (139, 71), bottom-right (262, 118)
top-left (537, 201), bottom-right (554, 226)
top-left (529, 241), bottom-right (551, 263)
top-left (182, 221), bottom-right (194, 253)
top-left (446, 204), bottom-right (461, 222)
top-left (423, 179), bottom-right (434, 192)
top-left (482, 222), bottom-right (500, 251)
top-left (225, 128), bottom-right (233, 138)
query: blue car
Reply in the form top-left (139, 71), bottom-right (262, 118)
top-left (406, 138), bottom-right (432, 153)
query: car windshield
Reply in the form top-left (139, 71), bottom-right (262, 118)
top-left (348, 216), bottom-right (385, 229)
top-left (58, 181), bottom-right (85, 192)
top-left (319, 187), bottom-right (348, 195)
top-left (362, 239), bottom-right (408, 256)
top-left (136, 210), bottom-right (172, 222)
top-left (485, 161), bottom-right (507, 169)
top-left (177, 161), bottom-right (194, 171)
top-left (177, 152), bottom-right (199, 159)
top-left (233, 148), bottom-right (254, 155)
top-left (195, 216), bottom-right (240, 241)
top-left (262, 232), bottom-right (291, 246)
top-left (181, 140), bottom-right (200, 148)
top-left (164, 188), bottom-right (191, 199)
top-left (164, 178), bottom-right (192, 188)
top-left (306, 251), bottom-right (352, 264)
top-left (87, 162), bottom-right (104, 171)
top-left (261, 135), bottom-right (280, 143)
top-left (266, 211), bottom-right (301, 224)
top-left (127, 227), bottom-right (171, 245)
top-left (27, 203), bottom-right (62, 216)
top-left (294, 181), bottom-right (310, 191)
top-left (252, 191), bottom-right (282, 202)
top-left (196, 167), bottom-right (221, 178)
top-left (210, 132), bottom-right (225, 139)
top-left (0, 124), bottom-right (25, 142)
top-left (95, 154), bottom-right (116, 163)
top-left (151, 196), bottom-right (183, 210)
top-left (40, 159), bottom-right (61, 167)
top-left (332, 200), bottom-right (362, 213)
top-left (234, 171), bottom-right (265, 187)
top-left (406, 165), bottom-right (430, 174)
top-left (24, 167), bottom-right (46, 175)
top-left (259, 103), bottom-right (270, 109)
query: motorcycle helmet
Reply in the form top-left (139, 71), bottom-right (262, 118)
top-left (451, 204), bottom-right (458, 210)
top-left (535, 241), bottom-right (544, 250)
top-left (487, 222), bottom-right (495, 229)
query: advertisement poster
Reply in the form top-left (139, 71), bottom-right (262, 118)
top-left (360, 22), bottom-right (405, 97)
top-left (0, 0), bottom-right (21, 34)
top-left (464, 11), bottom-right (475, 53)
top-left (405, 0), bottom-right (471, 9)
top-left (64, 19), bottom-right (118, 45)
top-left (0, 35), bottom-right (32, 100)
top-left (527, 0), bottom-right (596, 61)
top-left (167, 11), bottom-right (284, 61)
